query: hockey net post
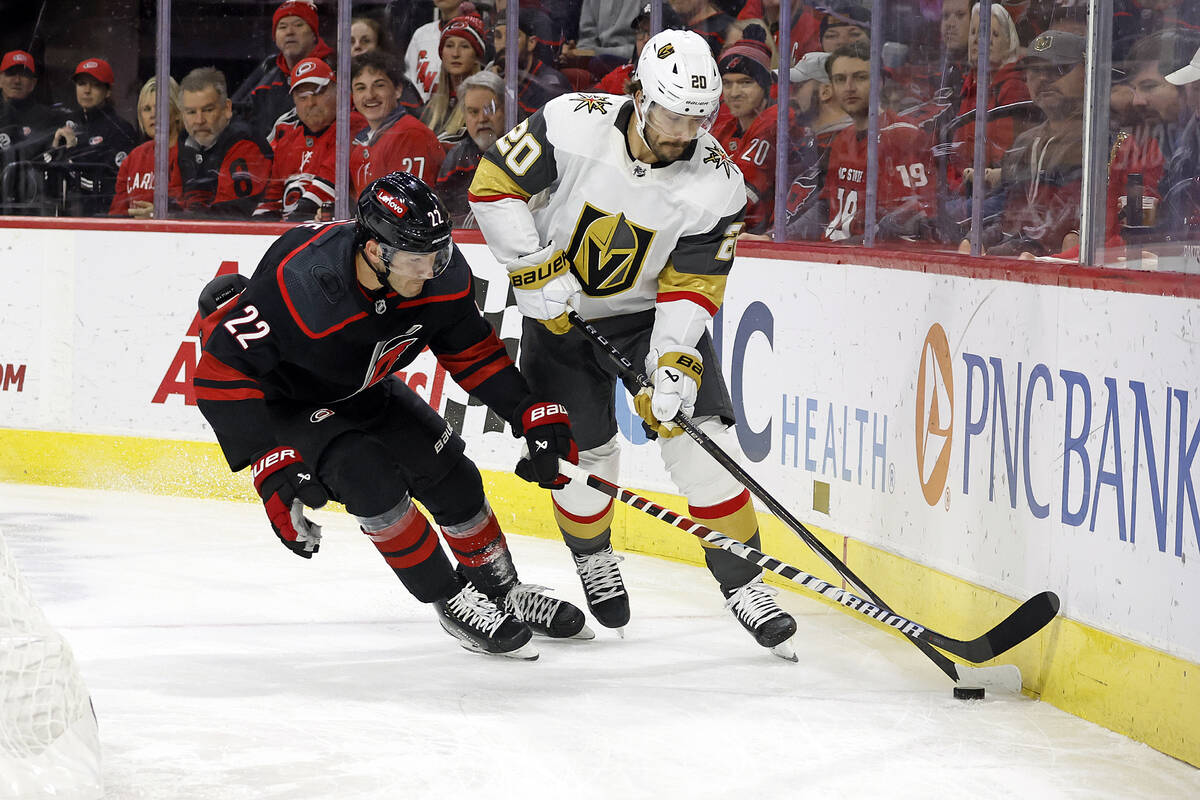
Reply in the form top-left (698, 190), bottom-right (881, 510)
top-left (0, 525), bottom-right (103, 799)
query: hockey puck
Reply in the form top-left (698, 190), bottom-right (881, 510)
top-left (953, 686), bottom-right (985, 701)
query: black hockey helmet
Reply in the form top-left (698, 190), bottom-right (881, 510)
top-left (356, 171), bottom-right (454, 279)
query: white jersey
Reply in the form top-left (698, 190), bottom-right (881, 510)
top-left (468, 93), bottom-right (746, 323)
top-left (404, 21), bottom-right (441, 103)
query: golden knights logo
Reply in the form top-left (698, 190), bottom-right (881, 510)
top-left (656, 43), bottom-right (675, 59)
top-left (572, 94), bottom-right (613, 114)
top-left (565, 203), bottom-right (656, 297)
top-left (702, 145), bottom-right (736, 178)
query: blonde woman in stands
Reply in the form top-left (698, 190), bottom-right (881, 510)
top-left (421, 13), bottom-right (486, 141)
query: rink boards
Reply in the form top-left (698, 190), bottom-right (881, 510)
top-left (0, 219), bottom-right (1197, 768)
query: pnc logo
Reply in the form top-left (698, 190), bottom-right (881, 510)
top-left (376, 190), bottom-right (408, 218)
top-left (915, 323), bottom-right (954, 506)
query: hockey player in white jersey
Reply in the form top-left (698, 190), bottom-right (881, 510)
top-left (468, 29), bottom-right (797, 658)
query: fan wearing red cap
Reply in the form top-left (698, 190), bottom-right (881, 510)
top-left (403, 0), bottom-right (465, 104)
top-left (230, 0), bottom-right (334, 141)
top-left (420, 13), bottom-right (488, 139)
top-left (44, 57), bottom-right (138, 216)
top-left (254, 57), bottom-right (367, 221)
top-left (0, 50), bottom-right (59, 160)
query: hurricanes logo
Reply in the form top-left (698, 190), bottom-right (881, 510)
top-left (564, 203), bottom-right (656, 297)
top-left (656, 43), bottom-right (675, 59)
top-left (295, 60), bottom-right (317, 76)
top-left (915, 323), bottom-right (954, 506)
top-left (572, 94), bottom-right (613, 114)
top-left (702, 145), bottom-right (736, 178)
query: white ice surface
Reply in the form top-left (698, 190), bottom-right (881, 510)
top-left (1, 482), bottom-right (1197, 800)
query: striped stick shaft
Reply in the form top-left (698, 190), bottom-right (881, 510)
top-left (580, 470), bottom-right (933, 645)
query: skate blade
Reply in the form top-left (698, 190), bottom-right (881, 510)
top-left (769, 640), bottom-right (798, 662)
top-left (439, 620), bottom-right (540, 660)
top-left (530, 622), bottom-right (596, 640)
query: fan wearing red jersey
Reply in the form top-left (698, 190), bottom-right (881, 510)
top-left (195, 172), bottom-right (588, 659)
top-left (110, 76), bottom-right (182, 217)
top-left (254, 58), bottom-right (365, 220)
top-left (349, 51), bottom-right (444, 193)
top-left (820, 42), bottom-right (936, 243)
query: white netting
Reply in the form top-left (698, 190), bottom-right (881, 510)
top-left (0, 526), bottom-right (102, 799)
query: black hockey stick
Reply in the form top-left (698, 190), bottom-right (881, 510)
top-left (560, 462), bottom-right (1060, 663)
top-left (569, 311), bottom-right (1024, 680)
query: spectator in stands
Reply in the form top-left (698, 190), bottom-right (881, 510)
top-left (1113, 0), bottom-right (1200, 63)
top-left (819, 6), bottom-right (869, 53)
top-left (736, 0), bottom-right (825, 65)
top-left (669, 0), bottom-right (736, 56)
top-left (709, 24), bottom-right (773, 157)
top-left (810, 41), bottom-right (936, 243)
top-left (968, 30), bottom-right (1086, 256)
top-left (954, 3), bottom-right (1027, 193)
top-left (941, 0), bottom-right (970, 67)
top-left (1157, 38), bottom-right (1200, 238)
top-left (351, 15), bottom-right (392, 57)
top-left (437, 70), bottom-right (506, 226)
top-left (350, 51), bottom-right (444, 192)
top-left (405, 0), bottom-right (465, 103)
top-left (780, 52), bottom-right (848, 238)
top-left (233, 0), bottom-right (333, 141)
top-left (110, 77), bottom-right (181, 218)
top-left (492, 8), bottom-right (571, 118)
top-left (256, 58), bottom-right (363, 221)
top-left (423, 13), bottom-right (487, 139)
top-left (563, 0), bottom-right (642, 80)
top-left (1125, 29), bottom-right (1200, 158)
top-left (179, 67), bottom-right (273, 219)
top-left (592, 2), bottom-right (686, 95)
top-left (0, 51), bottom-right (58, 164)
top-left (48, 59), bottom-right (139, 217)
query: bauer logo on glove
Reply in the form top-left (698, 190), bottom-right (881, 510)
top-left (634, 346), bottom-right (703, 438)
top-left (506, 243), bottom-right (581, 335)
top-left (513, 397), bottom-right (579, 488)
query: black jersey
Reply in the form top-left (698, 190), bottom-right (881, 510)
top-left (195, 221), bottom-right (528, 470)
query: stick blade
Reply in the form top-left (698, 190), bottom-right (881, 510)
top-left (954, 663), bottom-right (1023, 694)
top-left (975, 591), bottom-right (1060, 661)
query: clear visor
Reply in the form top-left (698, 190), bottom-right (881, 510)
top-left (379, 240), bottom-right (452, 280)
top-left (642, 100), bottom-right (718, 142)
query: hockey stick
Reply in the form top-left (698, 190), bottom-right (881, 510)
top-left (559, 462), bottom-right (1060, 664)
top-left (568, 311), bottom-right (1038, 680)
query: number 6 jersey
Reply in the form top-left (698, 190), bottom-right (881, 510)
top-left (467, 93), bottom-right (747, 325)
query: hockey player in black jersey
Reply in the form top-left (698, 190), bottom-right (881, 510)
top-left (194, 171), bottom-right (590, 659)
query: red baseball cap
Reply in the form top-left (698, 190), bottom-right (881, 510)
top-left (289, 57), bottom-right (334, 93)
top-left (1, 50), bottom-right (37, 75)
top-left (74, 58), bottom-right (115, 86)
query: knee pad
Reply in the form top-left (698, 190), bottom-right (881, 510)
top-left (552, 435), bottom-right (622, 519)
top-left (412, 452), bottom-right (486, 528)
top-left (658, 417), bottom-right (743, 507)
top-left (319, 432), bottom-right (407, 518)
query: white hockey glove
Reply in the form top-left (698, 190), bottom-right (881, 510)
top-left (633, 346), bottom-right (703, 438)
top-left (507, 243), bottom-right (582, 335)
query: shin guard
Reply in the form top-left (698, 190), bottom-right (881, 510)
top-left (359, 497), bottom-right (457, 602)
top-left (690, 489), bottom-right (764, 593)
top-left (553, 497), bottom-right (616, 555)
top-left (440, 503), bottom-right (517, 598)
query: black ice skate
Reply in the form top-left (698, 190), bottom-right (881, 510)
top-left (434, 582), bottom-right (538, 660)
top-left (503, 583), bottom-right (595, 640)
top-left (723, 575), bottom-right (798, 661)
top-left (571, 545), bottom-right (630, 633)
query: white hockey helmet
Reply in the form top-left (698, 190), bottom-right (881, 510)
top-left (634, 29), bottom-right (722, 141)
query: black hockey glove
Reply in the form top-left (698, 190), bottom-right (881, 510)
top-left (513, 397), bottom-right (578, 489)
top-left (251, 446), bottom-right (329, 558)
